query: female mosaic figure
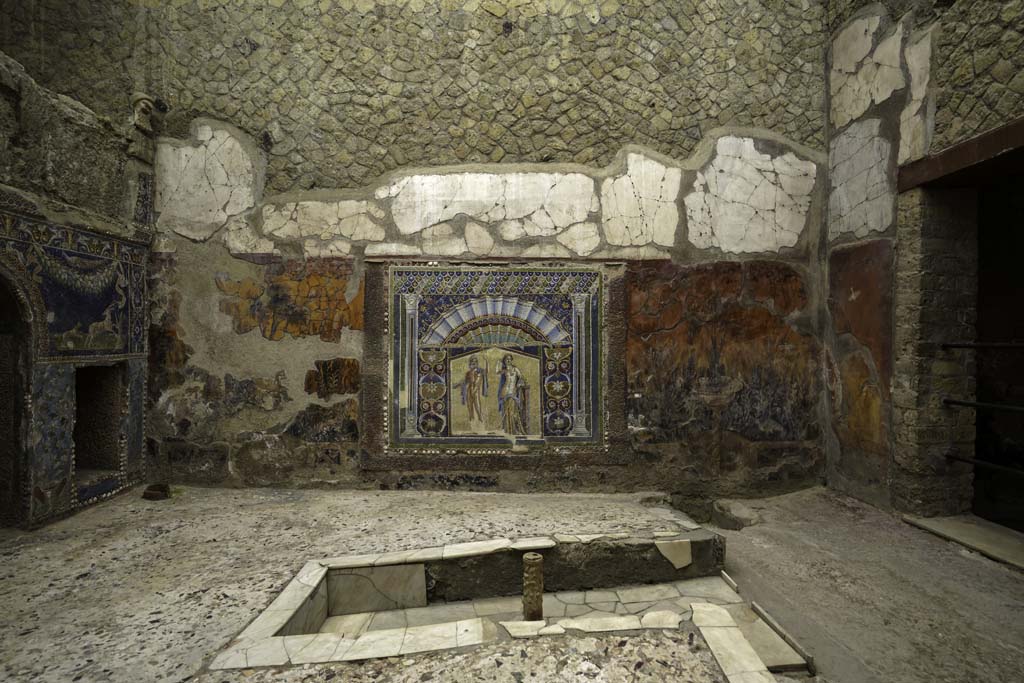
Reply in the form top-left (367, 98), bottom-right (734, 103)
top-left (497, 353), bottom-right (528, 435)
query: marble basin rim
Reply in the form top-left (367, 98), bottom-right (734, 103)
top-left (210, 525), bottom-right (724, 670)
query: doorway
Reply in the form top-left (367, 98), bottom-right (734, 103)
top-left (973, 179), bottom-right (1024, 531)
top-left (0, 277), bottom-right (25, 525)
top-left (73, 363), bottom-right (125, 490)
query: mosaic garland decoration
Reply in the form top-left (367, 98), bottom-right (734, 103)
top-left (0, 208), bottom-right (147, 359)
top-left (389, 266), bottom-right (603, 451)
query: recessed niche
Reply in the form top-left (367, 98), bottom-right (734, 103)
top-left (73, 363), bottom-right (125, 488)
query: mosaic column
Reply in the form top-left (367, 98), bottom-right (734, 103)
top-left (402, 293), bottom-right (420, 437)
top-left (571, 293), bottom-right (589, 436)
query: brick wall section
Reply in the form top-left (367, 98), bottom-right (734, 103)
top-left (892, 187), bottom-right (976, 515)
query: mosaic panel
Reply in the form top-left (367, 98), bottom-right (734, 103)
top-left (0, 210), bottom-right (147, 359)
top-left (389, 266), bottom-right (603, 451)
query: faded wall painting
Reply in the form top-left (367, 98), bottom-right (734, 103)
top-left (0, 199), bottom-right (147, 359)
top-left (627, 261), bottom-right (821, 481)
top-left (389, 266), bottom-right (602, 451)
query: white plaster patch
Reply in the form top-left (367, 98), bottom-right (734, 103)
top-left (829, 118), bottom-right (894, 240)
top-left (899, 24), bottom-right (937, 164)
top-left (685, 137), bottom-right (816, 254)
top-left (386, 172), bottom-right (595, 236)
top-left (262, 199), bottom-right (385, 243)
top-left (155, 121), bottom-right (263, 241)
top-left (602, 153), bottom-right (680, 247)
top-left (830, 16), bottom-right (906, 129)
top-left (420, 223), bottom-right (468, 256)
top-left (556, 221), bottom-right (601, 256)
top-left (464, 221), bottom-right (496, 256)
top-left (221, 215), bottom-right (276, 256)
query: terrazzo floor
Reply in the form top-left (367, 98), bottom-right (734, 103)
top-left (0, 486), bottom-right (727, 682)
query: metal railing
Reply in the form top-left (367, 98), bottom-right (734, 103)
top-left (942, 341), bottom-right (1024, 474)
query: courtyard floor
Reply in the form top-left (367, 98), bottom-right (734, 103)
top-left (0, 486), bottom-right (1020, 682)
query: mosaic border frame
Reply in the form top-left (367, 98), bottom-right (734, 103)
top-left (361, 261), bottom-right (630, 467)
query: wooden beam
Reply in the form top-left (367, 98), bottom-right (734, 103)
top-left (898, 117), bottom-right (1024, 192)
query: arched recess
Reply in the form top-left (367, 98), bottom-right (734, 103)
top-left (421, 297), bottom-right (571, 347)
top-left (0, 260), bottom-right (33, 527)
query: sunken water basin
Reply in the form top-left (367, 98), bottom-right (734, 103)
top-left (211, 526), bottom-right (724, 669)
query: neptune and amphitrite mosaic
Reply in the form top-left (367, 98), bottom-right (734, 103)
top-left (389, 266), bottom-right (603, 450)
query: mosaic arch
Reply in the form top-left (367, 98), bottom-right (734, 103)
top-left (388, 265), bottom-right (603, 452)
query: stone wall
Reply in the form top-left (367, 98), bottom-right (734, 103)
top-left (892, 188), bottom-right (975, 515)
top-left (0, 52), bottom-right (129, 223)
top-left (147, 111), bottom-right (829, 498)
top-left (0, 50), bottom-right (152, 527)
top-left (827, 1), bottom-right (1024, 153)
top-left (0, 0), bottom-right (826, 195)
top-left (822, 2), bottom-right (1021, 513)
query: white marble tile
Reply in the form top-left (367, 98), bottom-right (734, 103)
top-left (616, 584), bottom-right (680, 603)
top-left (209, 645), bottom-right (248, 670)
top-left (584, 590), bottom-right (618, 604)
top-left (623, 601), bottom-right (655, 614)
top-left (641, 610), bottom-right (683, 629)
top-left (692, 603), bottom-right (737, 628)
top-left (655, 539), bottom-right (693, 569)
top-left (400, 621), bottom-right (458, 654)
top-left (555, 591), bottom-right (586, 605)
top-left (442, 538), bottom-right (511, 559)
top-left (321, 553), bottom-right (381, 569)
top-left (404, 602), bottom-right (476, 627)
top-left (588, 601), bottom-right (618, 613)
top-left (726, 671), bottom-right (777, 683)
top-left (328, 564), bottom-right (426, 614)
top-left (243, 636), bottom-right (290, 667)
top-left (473, 596), bottom-right (523, 617)
top-left (321, 612), bottom-right (373, 636)
top-left (341, 627), bottom-right (406, 661)
top-left (455, 618), bottom-right (486, 647)
top-left (405, 546), bottom-right (444, 563)
top-left (367, 608), bottom-right (407, 631)
top-left (510, 537), bottom-right (556, 550)
top-left (500, 620), bottom-right (547, 638)
top-left (286, 633), bottom-right (356, 664)
top-left (675, 577), bottom-right (743, 604)
top-left (558, 615), bottom-right (642, 632)
top-left (701, 626), bottom-right (768, 676)
top-left (372, 549), bottom-right (420, 566)
top-left (542, 594), bottom-right (566, 617)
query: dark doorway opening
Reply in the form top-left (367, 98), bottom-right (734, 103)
top-left (0, 277), bottom-right (25, 525)
top-left (73, 364), bottom-right (125, 489)
top-left (974, 179), bottom-right (1024, 532)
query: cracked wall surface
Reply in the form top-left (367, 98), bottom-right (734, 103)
top-left (155, 119), bottom-right (265, 241)
top-left (0, 0), bottom-right (826, 194)
top-left (685, 136), bottom-right (817, 254)
top-left (830, 14), bottom-right (906, 130)
top-left (155, 124), bottom-right (821, 261)
top-left (828, 0), bottom-right (1024, 155)
top-left (828, 118), bottom-right (894, 241)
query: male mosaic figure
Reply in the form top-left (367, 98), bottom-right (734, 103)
top-left (457, 355), bottom-right (488, 424)
top-left (497, 354), bottom-right (528, 435)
